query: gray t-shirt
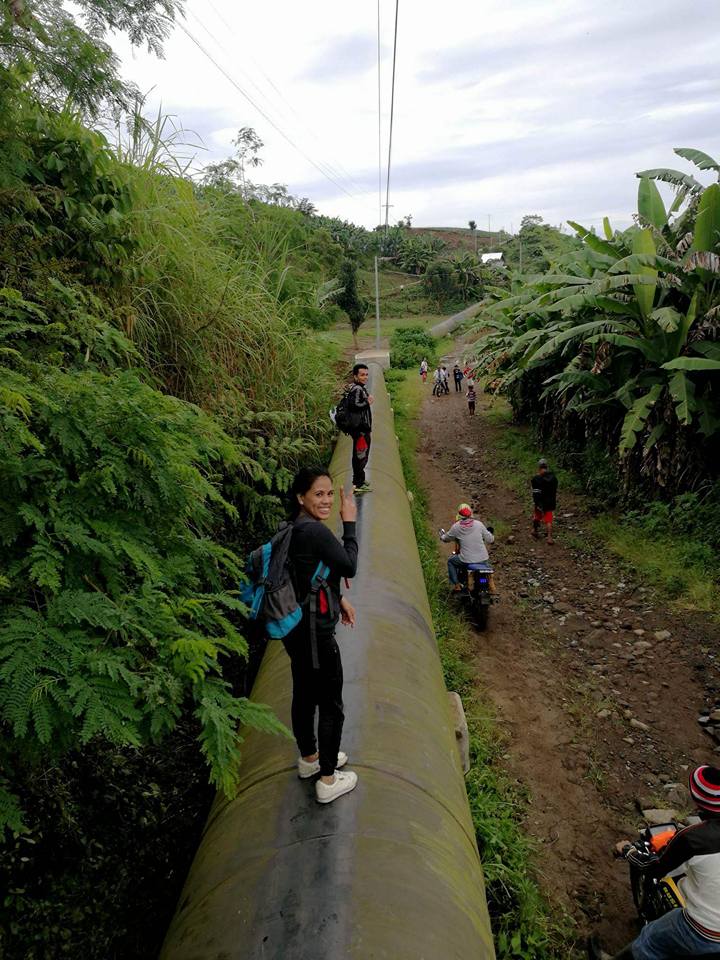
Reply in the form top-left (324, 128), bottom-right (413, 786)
top-left (440, 519), bottom-right (494, 563)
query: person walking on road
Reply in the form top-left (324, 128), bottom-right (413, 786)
top-left (531, 458), bottom-right (558, 544)
top-left (466, 383), bottom-right (477, 415)
top-left (420, 358), bottom-right (428, 382)
top-left (453, 363), bottom-right (464, 392)
top-left (348, 363), bottom-right (373, 494)
top-left (440, 365), bottom-right (450, 395)
top-left (432, 365), bottom-right (443, 396)
top-left (284, 467), bottom-right (359, 804)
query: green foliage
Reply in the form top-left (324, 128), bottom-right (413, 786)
top-left (0, 352), bottom-right (290, 821)
top-left (335, 257), bottom-right (368, 336)
top-left (389, 325), bottom-right (436, 369)
top-left (469, 149), bottom-right (720, 495)
top-left (503, 215), bottom-right (582, 274)
top-left (1, 0), bottom-right (184, 114)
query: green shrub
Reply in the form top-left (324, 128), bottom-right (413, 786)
top-left (0, 351), bottom-right (290, 832)
top-left (389, 325), bottom-right (436, 369)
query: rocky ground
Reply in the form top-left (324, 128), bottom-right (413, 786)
top-left (415, 360), bottom-right (720, 953)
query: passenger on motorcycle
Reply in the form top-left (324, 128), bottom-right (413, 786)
top-left (588, 764), bottom-right (720, 960)
top-left (439, 503), bottom-right (496, 595)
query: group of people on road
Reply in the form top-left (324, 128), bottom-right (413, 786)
top-left (424, 357), bottom-right (477, 415)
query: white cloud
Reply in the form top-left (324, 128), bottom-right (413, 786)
top-left (111, 0), bottom-right (720, 230)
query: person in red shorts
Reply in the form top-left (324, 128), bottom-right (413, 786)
top-left (531, 458), bottom-right (558, 544)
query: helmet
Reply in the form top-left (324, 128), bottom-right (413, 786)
top-left (689, 765), bottom-right (720, 812)
top-left (456, 503), bottom-right (472, 519)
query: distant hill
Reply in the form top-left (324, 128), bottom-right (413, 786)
top-left (407, 226), bottom-right (509, 255)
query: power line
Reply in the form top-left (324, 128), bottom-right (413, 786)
top-left (176, 21), bottom-right (361, 201)
top-left (376, 0), bottom-right (383, 229)
top-left (190, 5), bottom-right (369, 200)
top-left (384, 0), bottom-right (400, 233)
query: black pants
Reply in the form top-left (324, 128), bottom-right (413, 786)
top-left (351, 430), bottom-right (371, 486)
top-left (282, 623), bottom-right (344, 776)
top-left (454, 378), bottom-right (462, 391)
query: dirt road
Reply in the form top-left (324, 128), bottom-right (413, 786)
top-left (414, 362), bottom-right (720, 953)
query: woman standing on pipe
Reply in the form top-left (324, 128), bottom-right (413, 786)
top-left (285, 466), bottom-right (359, 804)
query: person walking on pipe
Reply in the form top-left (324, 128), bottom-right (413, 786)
top-left (284, 467), bottom-right (359, 804)
top-left (347, 363), bottom-right (373, 494)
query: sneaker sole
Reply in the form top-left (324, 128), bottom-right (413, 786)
top-left (316, 779), bottom-right (358, 804)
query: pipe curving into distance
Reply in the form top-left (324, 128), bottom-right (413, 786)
top-left (160, 366), bottom-right (496, 960)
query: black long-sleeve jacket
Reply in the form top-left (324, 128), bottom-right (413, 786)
top-left (347, 383), bottom-right (372, 432)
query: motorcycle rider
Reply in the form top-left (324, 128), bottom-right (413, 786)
top-left (439, 503), bottom-right (496, 595)
top-left (588, 764), bottom-right (720, 960)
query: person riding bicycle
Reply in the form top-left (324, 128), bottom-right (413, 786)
top-left (588, 764), bottom-right (720, 960)
top-left (439, 503), bottom-right (496, 595)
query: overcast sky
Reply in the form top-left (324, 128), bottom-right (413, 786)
top-left (113, 0), bottom-right (720, 232)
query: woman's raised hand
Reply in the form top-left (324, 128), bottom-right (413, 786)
top-left (339, 484), bottom-right (357, 523)
top-left (339, 596), bottom-right (356, 628)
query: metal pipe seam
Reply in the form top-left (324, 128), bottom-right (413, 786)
top-left (160, 364), bottom-right (496, 960)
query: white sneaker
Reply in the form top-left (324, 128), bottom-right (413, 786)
top-left (297, 751), bottom-right (348, 779)
top-left (315, 770), bottom-right (358, 804)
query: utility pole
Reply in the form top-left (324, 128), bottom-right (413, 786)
top-left (383, 202), bottom-right (394, 234)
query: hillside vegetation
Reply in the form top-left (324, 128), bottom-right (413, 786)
top-left (0, 3), bottom-right (361, 954)
top-left (471, 153), bottom-right (720, 498)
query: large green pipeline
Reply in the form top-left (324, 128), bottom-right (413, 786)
top-left (160, 366), bottom-right (496, 960)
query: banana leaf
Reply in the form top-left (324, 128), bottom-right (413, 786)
top-left (632, 229), bottom-right (657, 319)
top-left (662, 356), bottom-right (720, 371)
top-left (674, 147), bottom-right (720, 174)
top-left (638, 177), bottom-right (667, 230)
top-left (693, 183), bottom-right (720, 253)
top-left (636, 168), bottom-right (703, 194)
top-left (668, 370), bottom-right (696, 425)
top-left (619, 383), bottom-right (663, 453)
top-left (567, 221), bottom-right (622, 258)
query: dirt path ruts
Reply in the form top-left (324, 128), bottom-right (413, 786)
top-left (414, 357), bottom-right (720, 953)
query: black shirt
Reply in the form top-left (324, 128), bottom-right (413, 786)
top-left (531, 471), bottom-right (558, 511)
top-left (290, 515), bottom-right (358, 627)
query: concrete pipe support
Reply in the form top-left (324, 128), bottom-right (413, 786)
top-left (160, 366), bottom-right (496, 960)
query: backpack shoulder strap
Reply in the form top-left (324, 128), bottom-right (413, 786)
top-left (307, 560), bottom-right (332, 671)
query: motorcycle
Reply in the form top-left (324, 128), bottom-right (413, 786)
top-left (441, 530), bottom-right (497, 631)
top-left (460, 561), bottom-right (496, 630)
top-left (588, 822), bottom-right (720, 960)
top-left (623, 822), bottom-right (685, 923)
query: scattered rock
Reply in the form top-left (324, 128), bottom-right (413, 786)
top-left (584, 628), bottom-right (610, 650)
top-left (633, 628), bottom-right (646, 637)
top-left (654, 630), bottom-right (671, 641)
top-left (630, 718), bottom-right (650, 732)
top-left (642, 808), bottom-right (678, 825)
top-left (632, 641), bottom-right (653, 654)
top-left (596, 709), bottom-right (611, 719)
top-left (553, 601), bottom-right (574, 615)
